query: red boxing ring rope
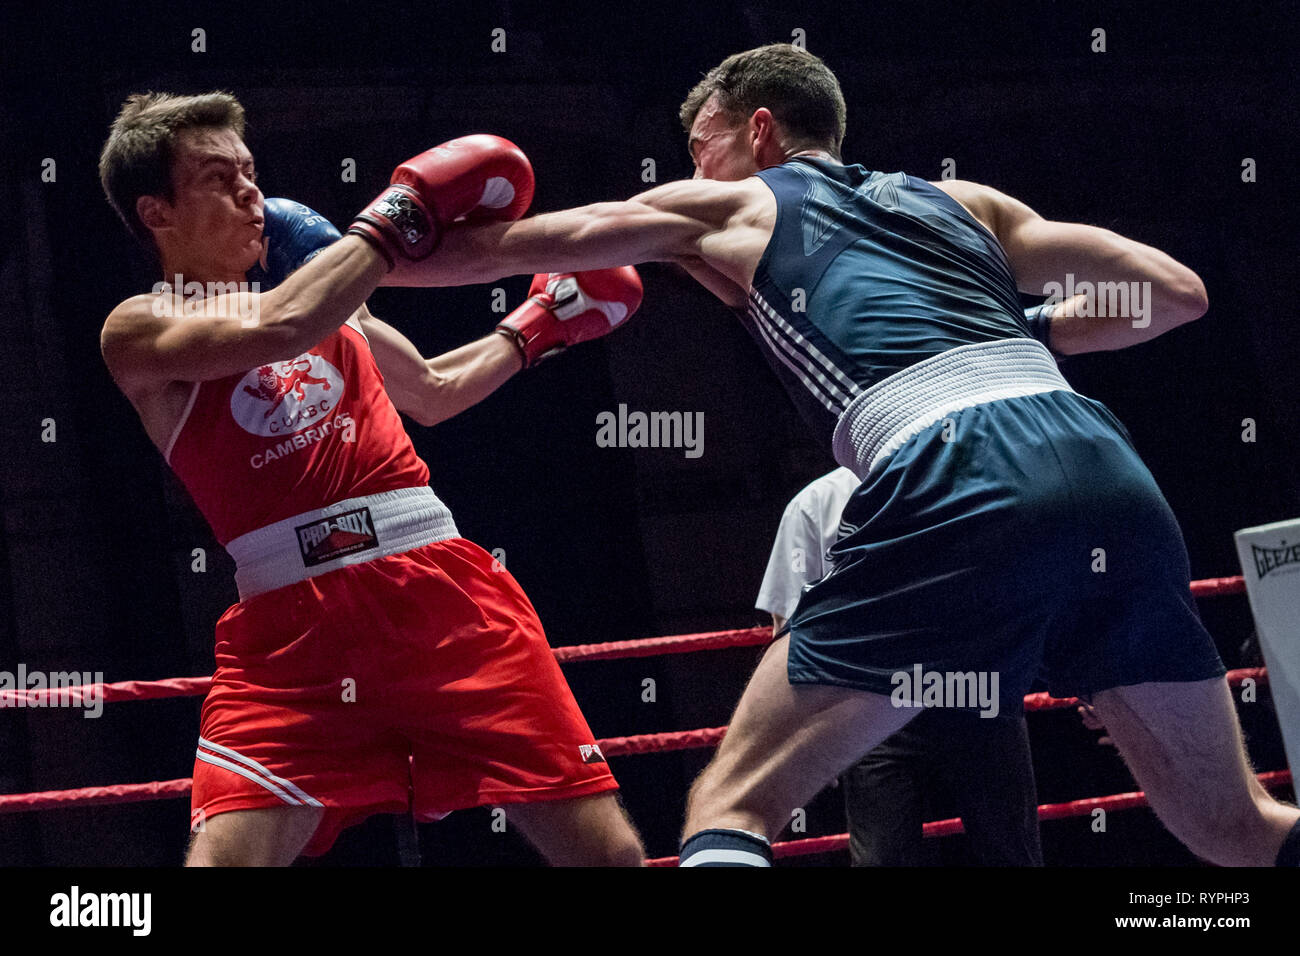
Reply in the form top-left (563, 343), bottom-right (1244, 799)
top-left (647, 770), bottom-right (1295, 866)
top-left (0, 575), bottom-right (1251, 708)
top-left (0, 570), bottom-right (1282, 867)
top-left (0, 665), bottom-right (1270, 813)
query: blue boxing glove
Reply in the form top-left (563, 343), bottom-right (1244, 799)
top-left (1023, 303), bottom-right (1055, 351)
top-left (246, 198), bottom-right (342, 290)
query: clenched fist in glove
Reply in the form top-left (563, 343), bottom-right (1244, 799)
top-left (495, 267), bottom-right (643, 367)
top-left (348, 134), bottom-right (534, 269)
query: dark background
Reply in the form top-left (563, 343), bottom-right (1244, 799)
top-left (0, 0), bottom-right (1296, 866)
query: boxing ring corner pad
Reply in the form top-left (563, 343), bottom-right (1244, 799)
top-left (1235, 516), bottom-right (1300, 783)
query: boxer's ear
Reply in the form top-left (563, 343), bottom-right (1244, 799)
top-left (137, 194), bottom-right (166, 230)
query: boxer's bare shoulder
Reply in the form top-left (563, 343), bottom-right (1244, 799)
top-left (640, 175), bottom-right (775, 306)
top-left (101, 293), bottom-right (202, 454)
top-left (930, 179), bottom-right (1016, 241)
top-left (102, 287), bottom-right (290, 386)
top-left (101, 288), bottom-right (299, 455)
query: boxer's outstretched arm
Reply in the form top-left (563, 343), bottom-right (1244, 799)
top-left (934, 180), bottom-right (1208, 355)
top-left (382, 179), bottom-right (760, 291)
top-left (101, 236), bottom-right (387, 389)
top-left (357, 305), bottom-right (522, 427)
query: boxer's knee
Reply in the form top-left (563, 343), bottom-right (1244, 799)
top-left (570, 797), bottom-right (644, 866)
top-left (508, 792), bottom-right (645, 866)
top-left (595, 824), bottom-right (646, 867)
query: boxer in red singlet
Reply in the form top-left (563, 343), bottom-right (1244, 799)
top-left (96, 91), bottom-right (644, 866)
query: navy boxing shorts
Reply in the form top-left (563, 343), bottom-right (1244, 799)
top-left (786, 389), bottom-right (1226, 716)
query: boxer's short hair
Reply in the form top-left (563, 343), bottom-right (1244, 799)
top-left (99, 91), bottom-right (246, 248)
top-left (680, 44), bottom-right (846, 157)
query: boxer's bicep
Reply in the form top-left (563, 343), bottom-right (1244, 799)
top-left (945, 182), bottom-right (1208, 352)
top-left (100, 293), bottom-right (301, 388)
top-left (1001, 217), bottom-right (1137, 296)
top-left (942, 181), bottom-right (1206, 307)
top-left (401, 180), bottom-right (745, 286)
top-left (1003, 217), bottom-right (1208, 351)
top-left (360, 306), bottom-right (522, 427)
top-left (355, 307), bottom-right (438, 424)
top-left (514, 193), bottom-right (710, 269)
top-left (393, 203), bottom-right (691, 287)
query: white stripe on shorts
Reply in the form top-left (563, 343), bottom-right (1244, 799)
top-left (196, 736), bottom-right (324, 807)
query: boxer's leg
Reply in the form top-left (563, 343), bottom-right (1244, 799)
top-left (507, 792), bottom-right (644, 866)
top-left (1089, 677), bottom-right (1300, 866)
top-left (185, 806), bottom-right (324, 867)
top-left (680, 398), bottom-right (1058, 863)
top-left (683, 636), bottom-right (915, 845)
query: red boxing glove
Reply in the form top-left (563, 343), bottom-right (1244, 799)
top-left (349, 134), bottom-right (534, 269)
top-left (495, 266), bottom-right (643, 367)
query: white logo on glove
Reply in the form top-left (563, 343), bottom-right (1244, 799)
top-left (547, 276), bottom-right (627, 328)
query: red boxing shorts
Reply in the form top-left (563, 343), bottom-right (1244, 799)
top-left (190, 537), bottom-right (618, 856)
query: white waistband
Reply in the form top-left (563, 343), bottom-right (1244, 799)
top-left (226, 486), bottom-right (459, 601)
top-left (832, 338), bottom-right (1073, 480)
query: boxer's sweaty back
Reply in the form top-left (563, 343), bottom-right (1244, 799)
top-left (743, 157), bottom-right (1037, 444)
